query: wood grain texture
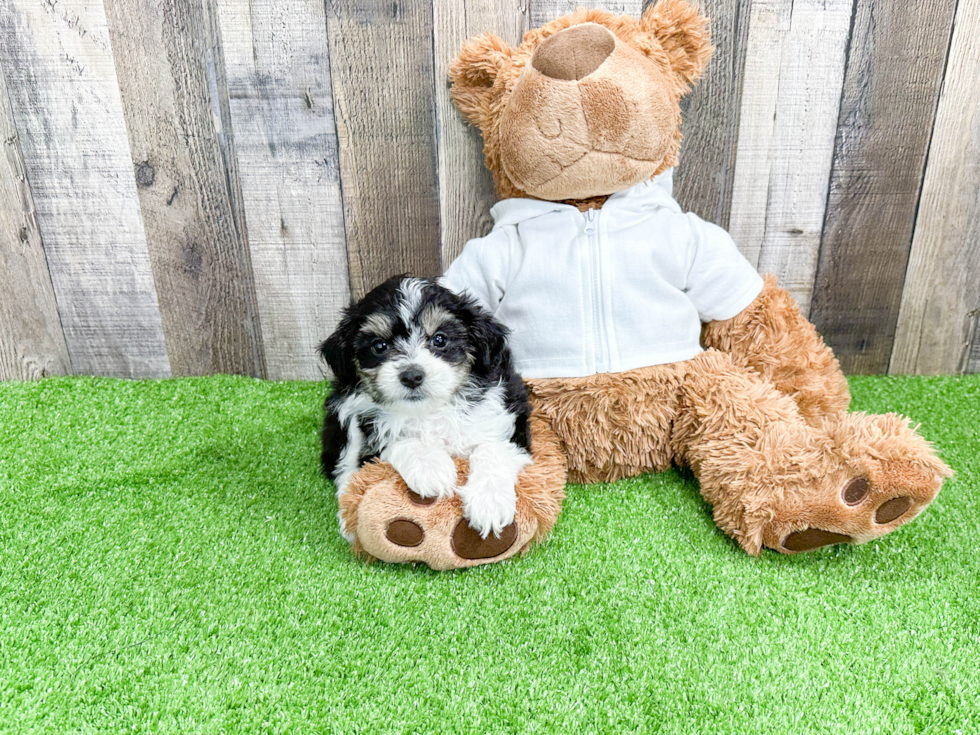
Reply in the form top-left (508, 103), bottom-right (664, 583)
top-left (672, 0), bottom-right (750, 228)
top-left (326, 0), bottom-right (441, 299)
top-left (727, 0), bottom-right (852, 312)
top-left (809, 0), bottom-right (955, 375)
top-left (3, 0), bottom-right (980, 380)
top-left (531, 0), bottom-right (643, 27)
top-left (0, 0), bottom-right (170, 377)
top-left (0, 65), bottom-right (71, 380)
top-left (969, 315), bottom-right (980, 374)
top-left (726, 0), bottom-right (789, 265)
top-left (104, 0), bottom-right (265, 377)
top-left (433, 0), bottom-right (527, 268)
top-left (891, 0), bottom-right (980, 375)
top-left (214, 0), bottom-right (350, 380)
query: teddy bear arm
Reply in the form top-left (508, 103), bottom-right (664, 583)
top-left (700, 274), bottom-right (850, 425)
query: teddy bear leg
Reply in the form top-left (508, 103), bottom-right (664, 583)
top-left (526, 364), bottom-right (687, 483)
top-left (701, 274), bottom-right (851, 426)
top-left (673, 350), bottom-right (951, 555)
top-left (335, 411), bottom-right (566, 570)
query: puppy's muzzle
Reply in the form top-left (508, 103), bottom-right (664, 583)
top-left (399, 366), bottom-right (425, 389)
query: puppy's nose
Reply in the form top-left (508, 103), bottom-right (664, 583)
top-left (399, 366), bottom-right (425, 389)
top-left (531, 24), bottom-right (616, 81)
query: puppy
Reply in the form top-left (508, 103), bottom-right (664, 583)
top-left (319, 276), bottom-right (532, 540)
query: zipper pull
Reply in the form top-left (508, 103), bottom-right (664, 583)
top-left (584, 208), bottom-right (597, 235)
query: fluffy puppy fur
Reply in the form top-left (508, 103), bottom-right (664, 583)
top-left (319, 276), bottom-right (532, 539)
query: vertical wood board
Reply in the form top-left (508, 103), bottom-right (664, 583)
top-left (215, 0), bottom-right (350, 380)
top-left (104, 0), bottom-right (265, 377)
top-left (326, 0), bottom-right (441, 299)
top-left (728, 0), bottom-right (853, 313)
top-left (0, 64), bottom-right (71, 380)
top-left (433, 0), bottom-right (527, 268)
top-left (726, 0), bottom-right (789, 264)
top-left (969, 315), bottom-right (980, 374)
top-left (891, 0), bottom-right (980, 375)
top-left (0, 0), bottom-right (170, 377)
top-left (672, 0), bottom-right (751, 228)
top-left (809, 0), bottom-right (955, 375)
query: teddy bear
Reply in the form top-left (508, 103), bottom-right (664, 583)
top-left (335, 0), bottom-right (952, 569)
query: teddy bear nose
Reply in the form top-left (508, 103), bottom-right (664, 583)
top-left (531, 23), bottom-right (616, 81)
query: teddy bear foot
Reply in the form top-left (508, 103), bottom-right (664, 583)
top-left (776, 476), bottom-right (931, 553)
top-left (762, 413), bottom-right (953, 554)
top-left (335, 412), bottom-right (566, 570)
top-left (385, 488), bottom-right (522, 560)
top-left (337, 456), bottom-right (561, 570)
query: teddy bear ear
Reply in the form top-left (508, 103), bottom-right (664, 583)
top-left (449, 33), bottom-right (514, 126)
top-left (639, 0), bottom-right (713, 88)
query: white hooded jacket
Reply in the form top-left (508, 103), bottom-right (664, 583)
top-left (441, 169), bottom-right (764, 379)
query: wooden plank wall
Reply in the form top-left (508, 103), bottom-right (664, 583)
top-left (0, 0), bottom-right (977, 379)
top-left (1, 0), bottom-right (170, 378)
top-left (890, 0), bottom-right (980, 375)
top-left (104, 0), bottom-right (264, 377)
top-left (0, 63), bottom-right (71, 380)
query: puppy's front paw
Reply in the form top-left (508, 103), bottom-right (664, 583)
top-left (387, 444), bottom-right (458, 500)
top-left (461, 479), bottom-right (517, 539)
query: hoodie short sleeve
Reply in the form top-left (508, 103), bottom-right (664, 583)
top-left (440, 229), bottom-right (512, 313)
top-left (683, 213), bottom-right (764, 322)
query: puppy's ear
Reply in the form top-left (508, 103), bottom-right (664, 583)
top-left (639, 0), bottom-right (713, 89)
top-left (465, 305), bottom-right (509, 377)
top-left (318, 320), bottom-right (356, 386)
top-left (449, 33), bottom-right (514, 127)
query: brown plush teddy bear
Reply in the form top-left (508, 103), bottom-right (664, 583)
top-left (337, 0), bottom-right (951, 568)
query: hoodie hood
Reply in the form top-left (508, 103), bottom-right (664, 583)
top-left (488, 168), bottom-right (680, 228)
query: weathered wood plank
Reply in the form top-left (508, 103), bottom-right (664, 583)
top-left (891, 0), bottom-right (980, 375)
top-left (214, 0), bottom-right (350, 380)
top-left (809, 0), bottom-right (956, 375)
top-left (726, 0), bottom-right (789, 266)
top-left (0, 64), bottom-right (71, 380)
top-left (433, 0), bottom-right (527, 268)
top-left (969, 315), bottom-right (980, 374)
top-left (531, 1), bottom-right (643, 27)
top-left (104, 0), bottom-right (265, 377)
top-left (326, 0), bottom-right (441, 299)
top-left (0, 0), bottom-right (170, 377)
top-left (728, 0), bottom-right (852, 313)
top-left (672, 0), bottom-right (751, 228)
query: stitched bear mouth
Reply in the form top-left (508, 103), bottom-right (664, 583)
top-left (504, 148), bottom-right (666, 201)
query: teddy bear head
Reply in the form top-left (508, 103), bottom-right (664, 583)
top-left (449, 0), bottom-right (712, 206)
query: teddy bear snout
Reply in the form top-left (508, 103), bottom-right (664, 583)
top-left (531, 23), bottom-right (616, 81)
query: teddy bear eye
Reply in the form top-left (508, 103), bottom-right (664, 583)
top-left (370, 338), bottom-right (389, 355)
top-left (430, 333), bottom-right (448, 349)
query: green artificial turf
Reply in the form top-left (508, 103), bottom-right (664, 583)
top-left (0, 375), bottom-right (977, 733)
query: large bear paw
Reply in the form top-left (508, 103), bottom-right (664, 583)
top-left (338, 459), bottom-right (531, 570)
top-left (336, 413), bottom-right (567, 570)
top-left (761, 413), bottom-right (953, 554)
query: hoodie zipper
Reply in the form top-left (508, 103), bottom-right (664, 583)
top-left (584, 208), bottom-right (604, 371)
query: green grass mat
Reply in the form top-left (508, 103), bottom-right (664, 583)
top-left (1, 375), bottom-right (977, 733)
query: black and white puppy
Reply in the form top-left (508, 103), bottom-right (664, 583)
top-left (319, 276), bottom-right (532, 540)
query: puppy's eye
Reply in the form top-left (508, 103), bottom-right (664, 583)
top-left (430, 333), bottom-right (448, 349)
top-left (370, 338), bottom-right (389, 355)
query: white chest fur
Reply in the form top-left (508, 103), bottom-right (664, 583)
top-left (332, 385), bottom-right (517, 493)
top-left (375, 386), bottom-right (516, 453)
